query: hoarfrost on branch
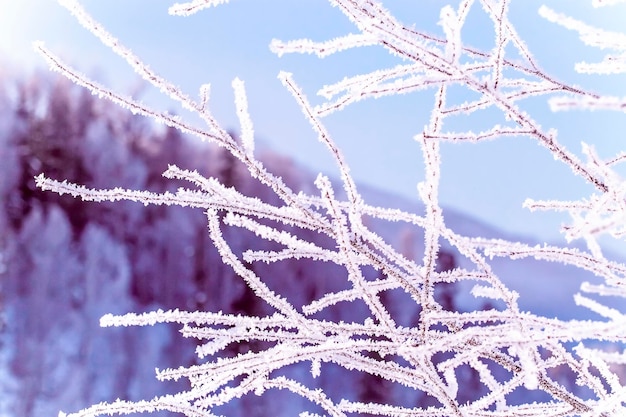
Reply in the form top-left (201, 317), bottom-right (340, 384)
top-left (33, 0), bottom-right (626, 416)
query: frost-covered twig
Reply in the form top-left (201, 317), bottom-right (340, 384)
top-left (34, 0), bottom-right (626, 416)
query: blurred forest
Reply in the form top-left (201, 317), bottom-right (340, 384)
top-left (0, 73), bottom-right (473, 416)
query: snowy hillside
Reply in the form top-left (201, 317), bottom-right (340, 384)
top-left (0, 75), bottom-right (622, 417)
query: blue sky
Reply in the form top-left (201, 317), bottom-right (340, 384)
top-left (2, 0), bottom-right (626, 249)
